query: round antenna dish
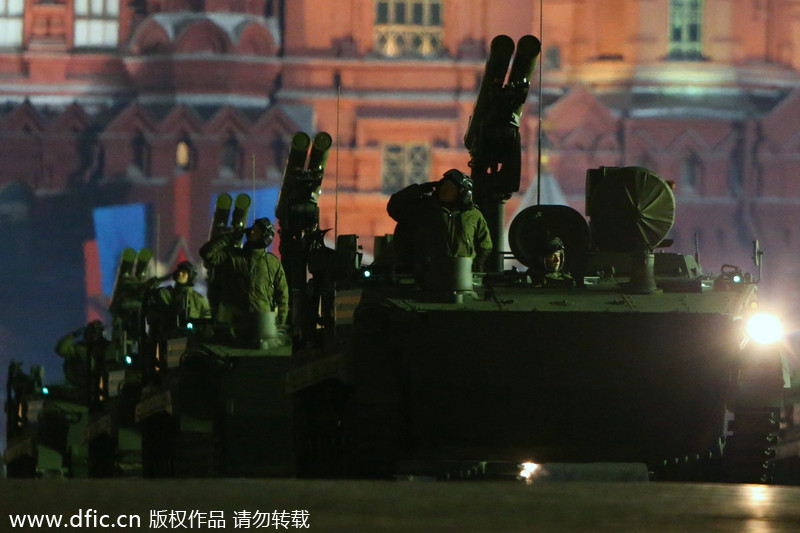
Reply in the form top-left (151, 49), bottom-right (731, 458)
top-left (508, 204), bottom-right (590, 271)
top-left (586, 167), bottom-right (675, 252)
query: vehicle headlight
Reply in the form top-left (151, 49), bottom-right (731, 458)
top-left (746, 313), bottom-right (783, 345)
top-left (517, 462), bottom-right (541, 483)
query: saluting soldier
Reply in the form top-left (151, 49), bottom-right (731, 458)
top-left (387, 168), bottom-right (492, 277)
top-left (147, 260), bottom-right (211, 329)
top-left (54, 320), bottom-right (112, 396)
top-left (200, 217), bottom-right (289, 338)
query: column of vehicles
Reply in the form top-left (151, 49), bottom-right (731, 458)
top-left (5, 34), bottom-right (800, 484)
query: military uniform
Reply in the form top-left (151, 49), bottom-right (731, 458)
top-left (530, 271), bottom-right (575, 288)
top-left (388, 182), bottom-right (493, 273)
top-left (54, 326), bottom-right (113, 393)
top-left (149, 284), bottom-right (211, 323)
top-left (200, 233), bottom-right (289, 325)
top-left (528, 236), bottom-right (575, 288)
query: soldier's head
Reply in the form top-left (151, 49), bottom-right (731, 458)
top-left (541, 237), bottom-right (565, 272)
top-left (85, 320), bottom-right (105, 342)
top-left (437, 169), bottom-right (473, 206)
top-left (173, 260), bottom-right (198, 286)
top-left (246, 217), bottom-right (276, 247)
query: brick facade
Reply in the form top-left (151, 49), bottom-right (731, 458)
top-left (0, 0), bottom-right (799, 323)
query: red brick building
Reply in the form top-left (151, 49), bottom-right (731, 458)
top-left (0, 0), bottom-right (799, 348)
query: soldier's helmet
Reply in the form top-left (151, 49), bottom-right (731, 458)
top-left (174, 260), bottom-right (198, 285)
top-left (440, 169), bottom-right (474, 206)
top-left (249, 217), bottom-right (276, 247)
top-left (85, 320), bottom-right (105, 341)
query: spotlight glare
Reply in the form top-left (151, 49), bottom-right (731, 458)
top-left (746, 313), bottom-right (783, 345)
top-left (518, 462), bottom-right (541, 482)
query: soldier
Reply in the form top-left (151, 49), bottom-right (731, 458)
top-left (54, 320), bottom-right (112, 395)
top-left (387, 169), bottom-right (492, 276)
top-left (199, 217), bottom-right (289, 338)
top-left (529, 236), bottom-right (574, 288)
top-left (147, 260), bottom-right (210, 330)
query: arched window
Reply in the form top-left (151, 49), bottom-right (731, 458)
top-left (131, 131), bottom-right (151, 176)
top-left (681, 152), bottom-right (701, 193)
top-left (221, 134), bottom-right (243, 179)
top-left (0, 0), bottom-right (23, 48)
top-left (175, 137), bottom-right (196, 173)
top-left (668, 0), bottom-right (703, 60)
top-left (374, 0), bottom-right (443, 58)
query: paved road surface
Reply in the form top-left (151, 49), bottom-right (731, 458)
top-left (2, 478), bottom-right (800, 532)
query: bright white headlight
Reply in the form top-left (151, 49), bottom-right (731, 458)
top-left (746, 313), bottom-right (783, 344)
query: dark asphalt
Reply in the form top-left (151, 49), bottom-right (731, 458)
top-left (3, 478), bottom-right (800, 532)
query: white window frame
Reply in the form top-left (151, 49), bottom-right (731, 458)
top-left (0, 0), bottom-right (24, 48)
top-left (74, 0), bottom-right (120, 48)
top-left (668, 0), bottom-right (703, 59)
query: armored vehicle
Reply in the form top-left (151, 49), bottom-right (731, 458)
top-left (5, 248), bottom-right (154, 478)
top-left (283, 35), bottom-right (798, 483)
top-left (6, 33), bottom-right (796, 484)
top-left (5, 196), bottom-right (297, 478)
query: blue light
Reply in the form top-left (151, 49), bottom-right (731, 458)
top-left (733, 274), bottom-right (742, 283)
top-left (186, 322), bottom-right (194, 330)
top-left (42, 386), bottom-right (49, 395)
top-left (363, 269), bottom-right (372, 278)
top-left (125, 355), bottom-right (133, 365)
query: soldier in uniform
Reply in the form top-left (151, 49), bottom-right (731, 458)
top-left (387, 169), bottom-right (492, 277)
top-left (529, 236), bottom-right (575, 288)
top-left (147, 260), bottom-right (211, 330)
top-left (54, 320), bottom-right (112, 397)
top-left (199, 217), bottom-right (289, 340)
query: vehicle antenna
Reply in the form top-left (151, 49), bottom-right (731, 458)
top-left (335, 83), bottom-right (341, 242)
top-left (536, 0), bottom-right (544, 206)
top-left (155, 213), bottom-right (160, 277)
top-left (753, 239), bottom-right (763, 282)
top-left (694, 231), bottom-right (700, 265)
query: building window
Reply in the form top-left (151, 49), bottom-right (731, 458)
top-left (544, 45), bottom-right (561, 70)
top-left (668, 0), bottom-right (703, 60)
top-left (74, 0), bottom-right (120, 48)
top-left (0, 0), bottom-right (23, 48)
top-left (131, 131), bottom-right (151, 176)
top-left (221, 134), bottom-right (243, 179)
top-left (374, 0), bottom-right (443, 58)
top-left (175, 138), bottom-right (195, 172)
top-left (382, 142), bottom-right (430, 194)
top-left (681, 153), bottom-right (701, 193)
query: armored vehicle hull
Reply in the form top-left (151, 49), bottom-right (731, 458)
top-left (290, 267), bottom-right (792, 482)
